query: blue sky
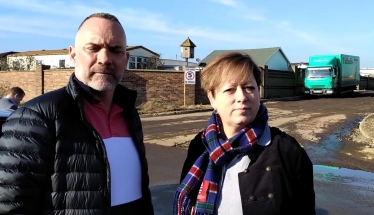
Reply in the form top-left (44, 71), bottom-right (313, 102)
top-left (0, 0), bottom-right (373, 67)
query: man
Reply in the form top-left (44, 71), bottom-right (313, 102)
top-left (0, 86), bottom-right (25, 110)
top-left (0, 13), bottom-right (154, 215)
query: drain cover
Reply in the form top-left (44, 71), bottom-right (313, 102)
top-left (359, 114), bottom-right (374, 140)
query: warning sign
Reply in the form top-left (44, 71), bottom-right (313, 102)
top-left (184, 68), bottom-right (196, 84)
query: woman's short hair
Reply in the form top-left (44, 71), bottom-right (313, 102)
top-left (201, 52), bottom-right (262, 96)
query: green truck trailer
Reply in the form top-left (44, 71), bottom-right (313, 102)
top-left (304, 54), bottom-right (360, 95)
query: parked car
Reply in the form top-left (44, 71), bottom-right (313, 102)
top-left (0, 109), bottom-right (12, 136)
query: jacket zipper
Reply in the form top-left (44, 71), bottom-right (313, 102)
top-left (77, 101), bottom-right (111, 208)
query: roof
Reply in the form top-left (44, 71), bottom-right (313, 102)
top-left (127, 46), bottom-right (159, 57)
top-left (0, 51), bottom-right (19, 57)
top-left (8, 49), bottom-right (69, 57)
top-left (180, 37), bottom-right (196, 47)
top-left (8, 46), bottom-right (160, 57)
top-left (161, 59), bottom-right (198, 67)
top-left (199, 47), bottom-right (289, 67)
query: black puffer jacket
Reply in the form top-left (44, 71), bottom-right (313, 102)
top-left (0, 74), bottom-right (154, 215)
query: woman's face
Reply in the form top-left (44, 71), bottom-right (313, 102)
top-left (208, 72), bottom-right (260, 137)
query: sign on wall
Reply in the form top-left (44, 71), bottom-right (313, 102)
top-left (184, 68), bottom-right (196, 84)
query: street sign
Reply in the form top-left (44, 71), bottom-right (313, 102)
top-left (184, 68), bottom-right (196, 84)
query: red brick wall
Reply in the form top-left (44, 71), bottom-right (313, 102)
top-left (44, 69), bottom-right (73, 93)
top-left (0, 65), bottom-right (302, 104)
top-left (123, 69), bottom-right (198, 105)
top-left (0, 66), bottom-right (208, 106)
top-left (0, 69), bottom-right (42, 101)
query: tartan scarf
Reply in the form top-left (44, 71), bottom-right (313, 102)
top-left (173, 104), bottom-right (268, 215)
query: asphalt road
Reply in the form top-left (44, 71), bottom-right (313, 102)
top-left (144, 91), bottom-right (374, 215)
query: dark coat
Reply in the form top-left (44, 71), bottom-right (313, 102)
top-left (180, 127), bottom-right (315, 215)
top-left (0, 74), bottom-right (154, 215)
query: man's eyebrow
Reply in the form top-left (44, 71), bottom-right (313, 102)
top-left (85, 43), bottom-right (123, 49)
top-left (109, 45), bottom-right (124, 49)
top-left (85, 42), bottom-right (100, 46)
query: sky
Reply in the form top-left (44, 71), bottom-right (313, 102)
top-left (0, 0), bottom-right (373, 67)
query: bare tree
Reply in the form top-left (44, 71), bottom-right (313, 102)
top-left (25, 55), bottom-right (36, 70)
top-left (0, 81), bottom-right (10, 96)
top-left (9, 56), bottom-right (36, 70)
top-left (0, 57), bottom-right (9, 71)
top-left (142, 54), bottom-right (165, 69)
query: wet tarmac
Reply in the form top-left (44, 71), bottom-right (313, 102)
top-left (313, 164), bottom-right (374, 215)
top-left (314, 164), bottom-right (374, 189)
top-left (304, 116), bottom-right (365, 164)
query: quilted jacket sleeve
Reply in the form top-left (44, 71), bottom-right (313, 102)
top-left (0, 107), bottom-right (55, 214)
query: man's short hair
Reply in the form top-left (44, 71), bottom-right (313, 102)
top-left (8, 87), bottom-right (25, 96)
top-left (78, 12), bottom-right (122, 30)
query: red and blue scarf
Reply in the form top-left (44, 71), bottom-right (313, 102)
top-left (173, 104), bottom-right (268, 215)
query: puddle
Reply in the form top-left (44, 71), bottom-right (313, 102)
top-left (313, 164), bottom-right (374, 189)
top-left (304, 116), bottom-right (365, 163)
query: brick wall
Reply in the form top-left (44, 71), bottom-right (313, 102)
top-left (195, 72), bottom-right (209, 104)
top-left (122, 69), bottom-right (197, 106)
top-left (0, 69), bottom-right (42, 101)
top-left (44, 69), bottom-right (73, 93)
top-left (0, 65), bottom-right (206, 106)
top-left (0, 65), bottom-right (302, 105)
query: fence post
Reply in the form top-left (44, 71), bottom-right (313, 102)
top-left (264, 65), bottom-right (268, 99)
top-left (35, 65), bottom-right (45, 95)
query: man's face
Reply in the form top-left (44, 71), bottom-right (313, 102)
top-left (69, 17), bottom-right (129, 92)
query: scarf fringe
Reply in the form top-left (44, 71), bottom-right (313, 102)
top-left (173, 190), bottom-right (194, 215)
top-left (173, 190), bottom-right (215, 215)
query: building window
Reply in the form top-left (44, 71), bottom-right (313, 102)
top-left (59, 59), bottom-right (65, 68)
top-left (12, 60), bottom-right (20, 70)
top-left (128, 56), bottom-right (145, 69)
top-left (136, 57), bottom-right (145, 69)
top-left (129, 56), bottom-right (136, 69)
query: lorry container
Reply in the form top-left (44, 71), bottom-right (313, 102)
top-left (304, 54), bottom-right (360, 95)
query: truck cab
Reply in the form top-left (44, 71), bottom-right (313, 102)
top-left (304, 56), bottom-right (338, 95)
top-left (305, 66), bottom-right (338, 94)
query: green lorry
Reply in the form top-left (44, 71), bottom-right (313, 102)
top-left (304, 54), bottom-right (360, 95)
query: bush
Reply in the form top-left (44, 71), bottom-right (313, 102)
top-left (0, 82), bottom-right (10, 97)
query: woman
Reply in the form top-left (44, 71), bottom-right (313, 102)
top-left (173, 52), bottom-right (315, 215)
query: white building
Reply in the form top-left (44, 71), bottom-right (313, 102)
top-left (6, 46), bottom-right (159, 70)
top-left (7, 49), bottom-right (71, 70)
top-left (160, 59), bottom-right (198, 70)
top-left (126, 46), bottom-right (160, 69)
top-left (360, 68), bottom-right (374, 77)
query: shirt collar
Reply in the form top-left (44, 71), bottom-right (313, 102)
top-left (258, 124), bottom-right (271, 146)
top-left (73, 77), bottom-right (100, 104)
top-left (4, 97), bottom-right (17, 105)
